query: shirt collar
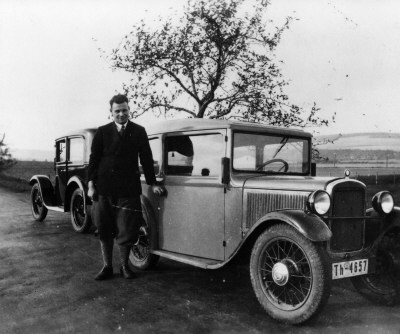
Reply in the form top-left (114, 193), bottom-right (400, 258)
top-left (114, 121), bottom-right (128, 131)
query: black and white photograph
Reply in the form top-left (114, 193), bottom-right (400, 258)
top-left (1, 0), bottom-right (400, 333)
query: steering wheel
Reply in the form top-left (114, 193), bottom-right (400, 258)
top-left (256, 158), bottom-right (289, 172)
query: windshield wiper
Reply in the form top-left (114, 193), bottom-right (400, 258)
top-left (273, 137), bottom-right (289, 158)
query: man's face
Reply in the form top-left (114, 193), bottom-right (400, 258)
top-left (110, 102), bottom-right (130, 124)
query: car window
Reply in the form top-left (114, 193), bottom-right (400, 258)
top-left (166, 133), bottom-right (225, 176)
top-left (233, 132), bottom-right (309, 174)
top-left (69, 137), bottom-right (84, 164)
top-left (56, 139), bottom-right (66, 163)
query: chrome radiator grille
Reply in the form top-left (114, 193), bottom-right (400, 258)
top-left (245, 191), bottom-right (308, 229)
top-left (329, 186), bottom-right (365, 252)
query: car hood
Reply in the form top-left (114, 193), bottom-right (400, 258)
top-left (235, 174), bottom-right (339, 192)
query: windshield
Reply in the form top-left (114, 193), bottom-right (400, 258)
top-left (233, 132), bottom-right (310, 174)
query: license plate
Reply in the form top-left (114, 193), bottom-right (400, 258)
top-left (332, 259), bottom-right (368, 279)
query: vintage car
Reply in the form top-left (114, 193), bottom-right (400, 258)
top-left (30, 129), bottom-right (95, 233)
top-left (30, 119), bottom-right (400, 324)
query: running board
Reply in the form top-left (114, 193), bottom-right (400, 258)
top-left (44, 205), bottom-right (65, 212)
top-left (151, 250), bottom-right (224, 269)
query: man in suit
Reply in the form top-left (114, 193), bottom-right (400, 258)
top-left (88, 94), bottom-right (163, 280)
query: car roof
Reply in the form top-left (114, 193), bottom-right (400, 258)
top-left (145, 119), bottom-right (312, 138)
top-left (55, 119), bottom-right (312, 141)
top-left (55, 128), bottom-right (97, 141)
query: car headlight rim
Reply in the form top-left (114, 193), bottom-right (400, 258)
top-left (372, 191), bottom-right (394, 215)
top-left (307, 190), bottom-right (331, 216)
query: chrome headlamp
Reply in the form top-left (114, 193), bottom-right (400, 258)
top-left (307, 190), bottom-right (331, 216)
top-left (372, 191), bottom-right (394, 215)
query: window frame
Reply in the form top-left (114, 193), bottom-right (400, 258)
top-left (67, 135), bottom-right (86, 166)
top-left (163, 129), bottom-right (227, 178)
top-left (231, 130), bottom-right (311, 176)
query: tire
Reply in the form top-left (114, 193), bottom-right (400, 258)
top-left (70, 188), bottom-right (91, 233)
top-left (351, 228), bottom-right (400, 305)
top-left (250, 224), bottom-right (331, 325)
top-left (31, 183), bottom-right (48, 221)
top-left (129, 203), bottom-right (159, 270)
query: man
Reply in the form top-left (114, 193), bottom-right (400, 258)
top-left (88, 94), bottom-right (163, 280)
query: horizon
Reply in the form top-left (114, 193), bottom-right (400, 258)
top-left (11, 129), bottom-right (400, 161)
top-left (2, 0), bottom-right (400, 157)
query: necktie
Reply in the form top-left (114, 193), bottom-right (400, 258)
top-left (119, 125), bottom-right (125, 137)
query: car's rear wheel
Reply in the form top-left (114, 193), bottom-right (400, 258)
top-left (70, 188), bottom-right (91, 233)
top-left (250, 224), bottom-right (331, 324)
top-left (129, 203), bottom-right (159, 270)
top-left (351, 227), bottom-right (400, 305)
top-left (31, 183), bottom-right (48, 221)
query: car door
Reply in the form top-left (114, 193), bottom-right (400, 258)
top-left (158, 130), bottom-right (227, 261)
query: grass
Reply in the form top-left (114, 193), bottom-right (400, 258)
top-left (0, 160), bottom-right (54, 192)
top-left (1, 160), bottom-right (399, 206)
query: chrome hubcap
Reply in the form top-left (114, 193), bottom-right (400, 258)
top-left (272, 262), bottom-right (290, 286)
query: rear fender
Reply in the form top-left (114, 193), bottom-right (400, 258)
top-left (29, 175), bottom-right (56, 207)
top-left (140, 195), bottom-right (158, 250)
top-left (248, 209), bottom-right (332, 242)
top-left (65, 176), bottom-right (88, 211)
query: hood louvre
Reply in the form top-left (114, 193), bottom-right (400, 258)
top-left (245, 190), bottom-right (308, 229)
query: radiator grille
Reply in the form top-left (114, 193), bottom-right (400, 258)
top-left (329, 188), bottom-right (365, 252)
top-left (246, 191), bottom-right (307, 229)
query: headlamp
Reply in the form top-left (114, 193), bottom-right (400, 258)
top-left (372, 191), bottom-right (394, 215)
top-left (307, 190), bottom-right (331, 216)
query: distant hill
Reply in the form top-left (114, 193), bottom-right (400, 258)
top-left (315, 132), bottom-right (400, 151)
top-left (12, 149), bottom-right (53, 161)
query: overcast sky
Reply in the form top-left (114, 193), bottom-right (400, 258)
top-left (1, 0), bottom-right (399, 158)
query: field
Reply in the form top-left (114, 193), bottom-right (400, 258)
top-left (1, 160), bottom-right (399, 206)
top-left (0, 160), bottom-right (54, 192)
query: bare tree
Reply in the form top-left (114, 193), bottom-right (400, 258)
top-left (108, 0), bottom-right (332, 129)
top-left (0, 134), bottom-right (16, 171)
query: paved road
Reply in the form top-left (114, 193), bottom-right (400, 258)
top-left (1, 186), bottom-right (400, 334)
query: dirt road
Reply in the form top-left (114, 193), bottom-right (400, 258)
top-left (1, 187), bottom-right (400, 333)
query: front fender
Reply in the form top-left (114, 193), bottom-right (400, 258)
top-left (249, 209), bottom-right (332, 242)
top-left (370, 206), bottom-right (400, 247)
top-left (29, 175), bottom-right (56, 207)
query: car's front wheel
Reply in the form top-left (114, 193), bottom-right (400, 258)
top-left (31, 183), bottom-right (48, 221)
top-left (250, 224), bottom-right (331, 325)
top-left (70, 188), bottom-right (91, 233)
top-left (351, 227), bottom-right (400, 305)
top-left (129, 203), bottom-right (159, 270)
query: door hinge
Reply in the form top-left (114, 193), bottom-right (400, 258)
top-left (223, 241), bottom-right (226, 247)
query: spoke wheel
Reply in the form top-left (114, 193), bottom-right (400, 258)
top-left (129, 203), bottom-right (159, 270)
top-left (250, 224), bottom-right (330, 324)
top-left (351, 228), bottom-right (400, 305)
top-left (31, 183), bottom-right (48, 221)
top-left (70, 188), bottom-right (91, 233)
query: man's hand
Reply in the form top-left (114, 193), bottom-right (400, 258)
top-left (152, 184), bottom-right (165, 196)
top-left (88, 181), bottom-right (98, 201)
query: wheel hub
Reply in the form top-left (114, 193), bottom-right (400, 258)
top-left (272, 262), bottom-right (290, 286)
top-left (271, 259), bottom-right (299, 286)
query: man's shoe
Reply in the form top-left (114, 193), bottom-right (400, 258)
top-left (120, 265), bottom-right (136, 279)
top-left (94, 266), bottom-right (113, 280)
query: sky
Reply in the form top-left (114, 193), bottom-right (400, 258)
top-left (1, 0), bottom-right (400, 159)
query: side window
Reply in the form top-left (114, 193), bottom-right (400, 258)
top-left (149, 137), bottom-right (160, 175)
top-left (56, 139), bottom-right (66, 163)
top-left (166, 133), bottom-right (225, 177)
top-left (69, 137), bottom-right (85, 164)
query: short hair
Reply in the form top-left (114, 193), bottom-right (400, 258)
top-left (109, 94), bottom-right (129, 107)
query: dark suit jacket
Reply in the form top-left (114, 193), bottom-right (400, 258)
top-left (88, 121), bottom-right (156, 197)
